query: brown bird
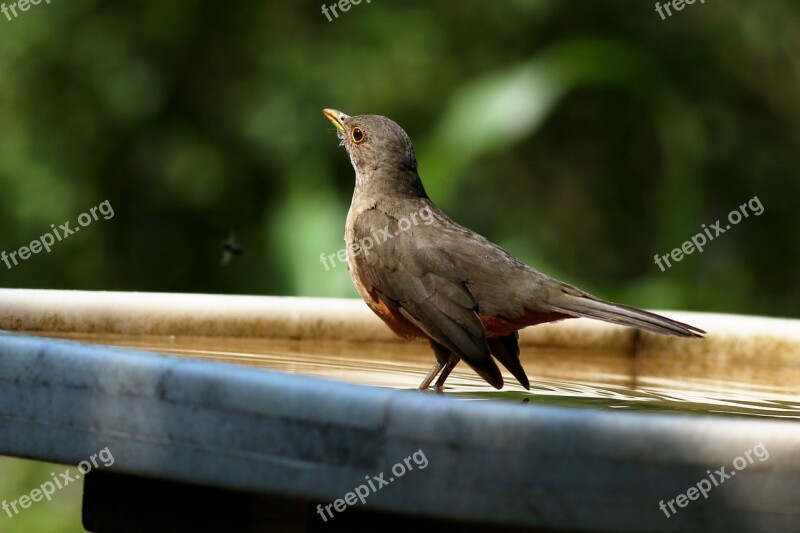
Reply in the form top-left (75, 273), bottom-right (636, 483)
top-left (323, 108), bottom-right (704, 391)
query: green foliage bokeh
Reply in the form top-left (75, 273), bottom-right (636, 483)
top-left (1, 0), bottom-right (798, 314)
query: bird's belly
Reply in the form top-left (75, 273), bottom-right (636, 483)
top-left (345, 241), bottom-right (426, 342)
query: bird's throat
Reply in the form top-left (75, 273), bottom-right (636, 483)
top-left (353, 165), bottom-right (429, 201)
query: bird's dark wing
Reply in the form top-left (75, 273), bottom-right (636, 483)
top-left (487, 333), bottom-right (529, 389)
top-left (350, 208), bottom-right (505, 388)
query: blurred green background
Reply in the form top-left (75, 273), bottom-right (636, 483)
top-left (0, 1), bottom-right (798, 530)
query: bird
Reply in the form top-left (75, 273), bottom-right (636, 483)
top-left (323, 108), bottom-right (704, 391)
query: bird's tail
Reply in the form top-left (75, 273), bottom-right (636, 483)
top-left (546, 285), bottom-right (705, 338)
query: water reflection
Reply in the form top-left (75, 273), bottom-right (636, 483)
top-left (32, 332), bottom-right (800, 420)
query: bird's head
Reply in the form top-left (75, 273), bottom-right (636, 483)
top-left (323, 109), bottom-right (426, 198)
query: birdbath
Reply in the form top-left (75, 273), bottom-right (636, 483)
top-left (0, 288), bottom-right (799, 532)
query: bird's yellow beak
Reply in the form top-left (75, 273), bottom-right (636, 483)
top-left (323, 108), bottom-right (349, 132)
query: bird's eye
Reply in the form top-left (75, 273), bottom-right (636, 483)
top-left (351, 127), bottom-right (365, 144)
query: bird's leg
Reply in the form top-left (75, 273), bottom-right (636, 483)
top-left (418, 361), bottom-right (444, 390)
top-left (418, 340), bottom-right (452, 390)
top-left (418, 340), bottom-right (461, 391)
top-left (433, 354), bottom-right (460, 390)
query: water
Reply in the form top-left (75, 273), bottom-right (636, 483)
top-left (33, 333), bottom-right (800, 420)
